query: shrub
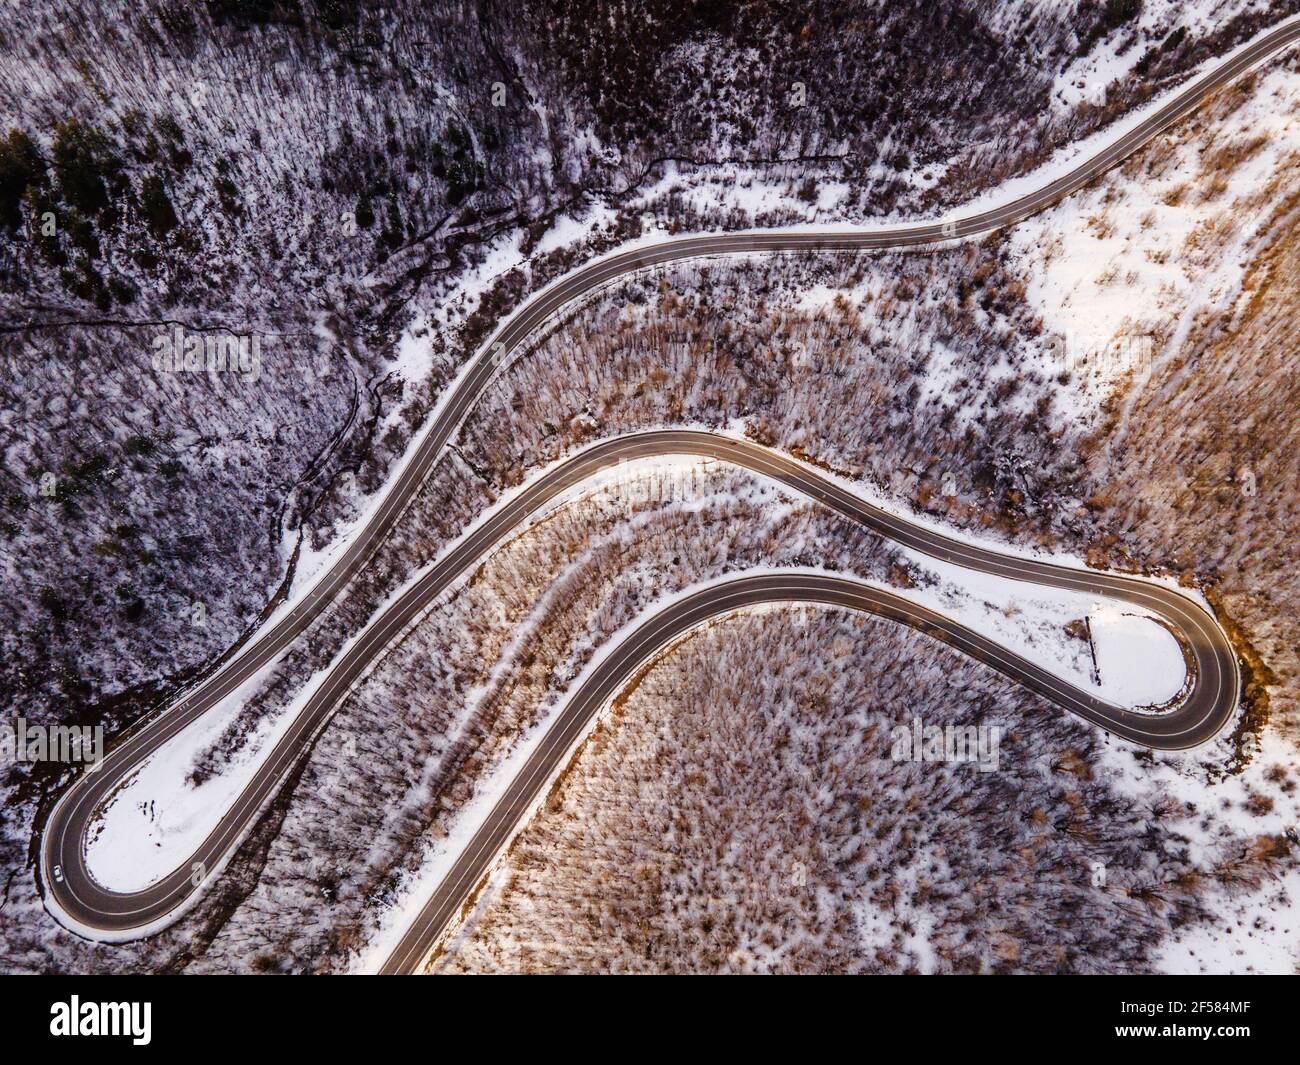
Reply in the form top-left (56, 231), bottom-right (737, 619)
top-left (51, 118), bottom-right (121, 217)
top-left (139, 173), bottom-right (178, 238)
top-left (0, 128), bottom-right (44, 231)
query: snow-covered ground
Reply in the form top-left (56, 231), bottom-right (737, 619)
top-left (1099, 724), bottom-right (1300, 974)
top-left (1011, 51), bottom-right (1300, 404)
top-left (1089, 606), bottom-right (1187, 706)
top-left (1047, 0), bottom-right (1281, 112)
top-left (84, 665), bottom-right (316, 894)
top-left (347, 690), bottom-right (563, 973)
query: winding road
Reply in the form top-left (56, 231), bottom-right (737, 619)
top-left (375, 561), bottom-right (1228, 975)
top-left (40, 15), bottom-right (1296, 964)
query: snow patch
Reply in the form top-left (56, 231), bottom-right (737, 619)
top-left (1088, 607), bottom-right (1186, 706)
top-left (85, 668), bottom-right (309, 892)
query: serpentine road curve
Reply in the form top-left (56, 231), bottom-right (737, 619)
top-left (44, 430), bottom-right (1239, 952)
top-left (376, 563), bottom-right (1232, 975)
top-left (41, 15), bottom-right (1294, 957)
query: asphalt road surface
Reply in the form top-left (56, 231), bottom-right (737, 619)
top-left (44, 430), bottom-right (1239, 952)
top-left (376, 562), bottom-right (1231, 975)
top-left (40, 16), bottom-right (1294, 956)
